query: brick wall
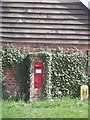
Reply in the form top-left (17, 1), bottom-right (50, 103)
top-left (3, 69), bottom-right (18, 95)
top-left (2, 42), bottom-right (90, 100)
top-left (2, 42), bottom-right (89, 52)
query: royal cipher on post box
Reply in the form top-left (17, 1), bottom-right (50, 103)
top-left (34, 62), bottom-right (43, 89)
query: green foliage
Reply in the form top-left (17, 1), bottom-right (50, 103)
top-left (2, 44), bottom-right (24, 71)
top-left (51, 48), bottom-right (88, 98)
top-left (1, 45), bottom-right (28, 100)
top-left (15, 55), bottom-right (30, 101)
top-left (2, 45), bottom-right (88, 99)
top-left (38, 51), bottom-right (51, 98)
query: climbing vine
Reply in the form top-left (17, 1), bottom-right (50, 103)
top-left (2, 44), bottom-right (25, 72)
top-left (1, 45), bottom-right (28, 100)
top-left (2, 45), bottom-right (88, 99)
top-left (51, 48), bottom-right (88, 98)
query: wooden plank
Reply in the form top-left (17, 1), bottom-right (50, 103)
top-left (2, 21), bottom-right (89, 25)
top-left (2, 37), bottom-right (89, 42)
top-left (1, 0), bottom-right (80, 4)
top-left (2, 6), bottom-right (82, 10)
top-left (1, 3), bottom-right (82, 9)
top-left (2, 13), bottom-right (88, 19)
top-left (1, 8), bottom-right (86, 14)
top-left (2, 10), bottom-right (87, 15)
top-left (2, 39), bottom-right (89, 45)
top-left (2, 16), bottom-right (88, 21)
top-left (2, 23), bottom-right (89, 29)
top-left (2, 28), bottom-right (89, 35)
top-left (1, 13), bottom-right (88, 20)
top-left (2, 18), bottom-right (88, 24)
top-left (1, 33), bottom-right (89, 39)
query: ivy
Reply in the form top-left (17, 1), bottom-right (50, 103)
top-left (2, 44), bottom-right (25, 72)
top-left (51, 48), bottom-right (88, 98)
top-left (2, 45), bottom-right (88, 100)
top-left (1, 45), bottom-right (28, 100)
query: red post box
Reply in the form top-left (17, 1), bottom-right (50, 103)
top-left (34, 62), bottom-right (43, 88)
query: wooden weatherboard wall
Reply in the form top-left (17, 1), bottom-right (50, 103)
top-left (1, 0), bottom-right (90, 45)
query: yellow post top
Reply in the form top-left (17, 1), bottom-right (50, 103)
top-left (87, 57), bottom-right (90, 60)
top-left (81, 85), bottom-right (88, 89)
top-left (87, 50), bottom-right (90, 52)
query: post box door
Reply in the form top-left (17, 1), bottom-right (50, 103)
top-left (34, 63), bottom-right (43, 88)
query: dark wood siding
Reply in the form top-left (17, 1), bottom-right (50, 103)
top-left (1, 0), bottom-right (90, 43)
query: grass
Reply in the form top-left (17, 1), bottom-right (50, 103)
top-left (2, 97), bottom-right (89, 118)
top-left (0, 100), bottom-right (2, 120)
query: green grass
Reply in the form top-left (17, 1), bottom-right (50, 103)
top-left (0, 100), bottom-right (2, 120)
top-left (2, 97), bottom-right (89, 118)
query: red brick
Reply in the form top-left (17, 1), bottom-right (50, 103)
top-left (3, 69), bottom-right (18, 95)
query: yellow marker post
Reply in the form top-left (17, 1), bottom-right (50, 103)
top-left (80, 85), bottom-right (89, 101)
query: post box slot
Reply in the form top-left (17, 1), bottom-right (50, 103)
top-left (36, 69), bottom-right (42, 73)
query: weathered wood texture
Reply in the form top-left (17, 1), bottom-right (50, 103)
top-left (1, 1), bottom-right (90, 43)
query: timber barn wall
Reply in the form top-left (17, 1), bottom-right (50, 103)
top-left (1, 0), bottom-right (90, 49)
